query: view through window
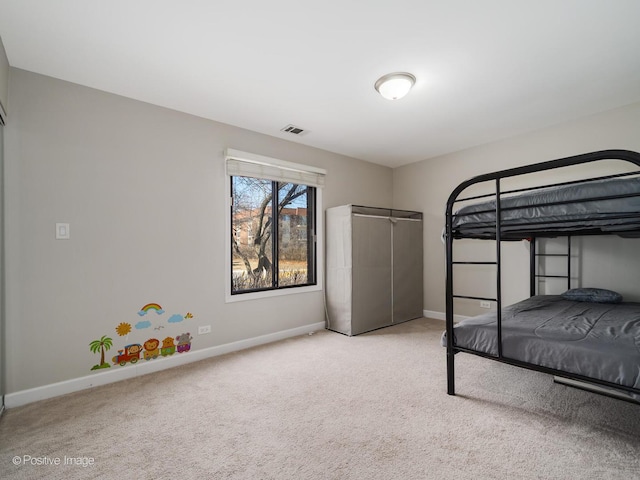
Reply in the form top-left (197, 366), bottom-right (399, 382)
top-left (231, 176), bottom-right (316, 294)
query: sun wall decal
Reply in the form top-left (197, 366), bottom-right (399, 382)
top-left (115, 322), bottom-right (132, 336)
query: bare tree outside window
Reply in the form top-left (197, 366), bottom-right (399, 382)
top-left (231, 176), bottom-right (315, 294)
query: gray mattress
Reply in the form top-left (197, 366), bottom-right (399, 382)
top-left (452, 176), bottom-right (640, 238)
top-left (442, 295), bottom-right (640, 394)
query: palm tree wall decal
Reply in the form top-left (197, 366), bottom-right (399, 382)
top-left (89, 335), bottom-right (113, 370)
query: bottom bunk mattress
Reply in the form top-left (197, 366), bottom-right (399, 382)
top-left (442, 295), bottom-right (640, 393)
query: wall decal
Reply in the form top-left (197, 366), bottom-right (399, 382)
top-left (135, 320), bottom-right (152, 330)
top-left (90, 303), bottom-right (199, 372)
top-left (112, 344), bottom-right (143, 366)
top-left (89, 335), bottom-right (113, 370)
top-left (176, 333), bottom-right (193, 353)
top-left (143, 338), bottom-right (160, 360)
top-left (137, 303), bottom-right (165, 316)
top-left (160, 337), bottom-right (176, 356)
top-left (115, 322), bottom-right (132, 336)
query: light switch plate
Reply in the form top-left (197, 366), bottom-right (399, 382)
top-left (56, 223), bottom-right (70, 240)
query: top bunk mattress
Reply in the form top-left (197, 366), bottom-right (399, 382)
top-left (451, 175), bottom-right (640, 239)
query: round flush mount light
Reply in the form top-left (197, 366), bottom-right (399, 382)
top-left (374, 72), bottom-right (416, 100)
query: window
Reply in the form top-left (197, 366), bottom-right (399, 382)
top-left (225, 150), bottom-right (325, 299)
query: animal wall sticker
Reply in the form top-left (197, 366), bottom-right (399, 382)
top-left (143, 338), bottom-right (160, 360)
top-left (176, 333), bottom-right (193, 353)
top-left (87, 333), bottom-right (194, 371)
top-left (88, 301), bottom-right (196, 372)
top-left (107, 334), bottom-right (192, 367)
top-left (112, 344), bottom-right (143, 366)
top-left (161, 336), bottom-right (176, 356)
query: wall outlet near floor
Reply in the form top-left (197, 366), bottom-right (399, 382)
top-left (480, 301), bottom-right (491, 309)
top-left (198, 325), bottom-right (212, 335)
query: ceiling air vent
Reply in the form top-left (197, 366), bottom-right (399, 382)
top-left (280, 124), bottom-right (309, 136)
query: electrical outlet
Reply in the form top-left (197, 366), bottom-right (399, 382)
top-left (198, 325), bottom-right (212, 335)
top-left (480, 301), bottom-right (491, 309)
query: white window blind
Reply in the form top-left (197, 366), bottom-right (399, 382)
top-left (225, 149), bottom-right (326, 187)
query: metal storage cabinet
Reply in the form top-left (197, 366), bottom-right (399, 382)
top-left (325, 205), bottom-right (423, 335)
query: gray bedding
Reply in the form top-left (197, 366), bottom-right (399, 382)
top-left (442, 295), bottom-right (640, 394)
top-left (452, 176), bottom-right (640, 238)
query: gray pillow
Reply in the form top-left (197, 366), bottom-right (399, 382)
top-left (561, 288), bottom-right (623, 304)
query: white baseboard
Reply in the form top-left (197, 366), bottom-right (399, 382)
top-left (423, 310), bottom-right (469, 322)
top-left (5, 321), bottom-right (325, 408)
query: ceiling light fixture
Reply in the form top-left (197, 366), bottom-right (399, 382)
top-left (374, 72), bottom-right (416, 100)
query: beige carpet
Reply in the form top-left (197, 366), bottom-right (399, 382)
top-left (1, 317), bottom-right (639, 479)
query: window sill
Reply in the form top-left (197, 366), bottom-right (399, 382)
top-left (225, 284), bottom-right (322, 303)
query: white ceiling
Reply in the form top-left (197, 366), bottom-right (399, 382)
top-left (1, 1), bottom-right (640, 168)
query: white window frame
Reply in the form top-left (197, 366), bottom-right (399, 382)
top-left (224, 149), bottom-right (324, 303)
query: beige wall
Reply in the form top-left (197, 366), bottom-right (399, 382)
top-left (6, 65), bottom-right (640, 395)
top-left (393, 101), bottom-right (640, 317)
top-left (4, 68), bottom-right (393, 393)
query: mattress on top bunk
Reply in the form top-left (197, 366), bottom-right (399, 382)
top-left (442, 295), bottom-right (640, 393)
top-left (451, 176), bottom-right (640, 237)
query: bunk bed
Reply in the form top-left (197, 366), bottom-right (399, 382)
top-left (443, 149), bottom-right (640, 403)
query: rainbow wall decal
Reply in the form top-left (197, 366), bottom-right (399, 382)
top-left (137, 303), bottom-right (165, 316)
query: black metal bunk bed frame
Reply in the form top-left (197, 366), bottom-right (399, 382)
top-left (444, 149), bottom-right (640, 401)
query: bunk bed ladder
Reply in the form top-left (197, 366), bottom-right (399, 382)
top-left (446, 178), bottom-right (504, 395)
top-left (529, 237), bottom-right (571, 296)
